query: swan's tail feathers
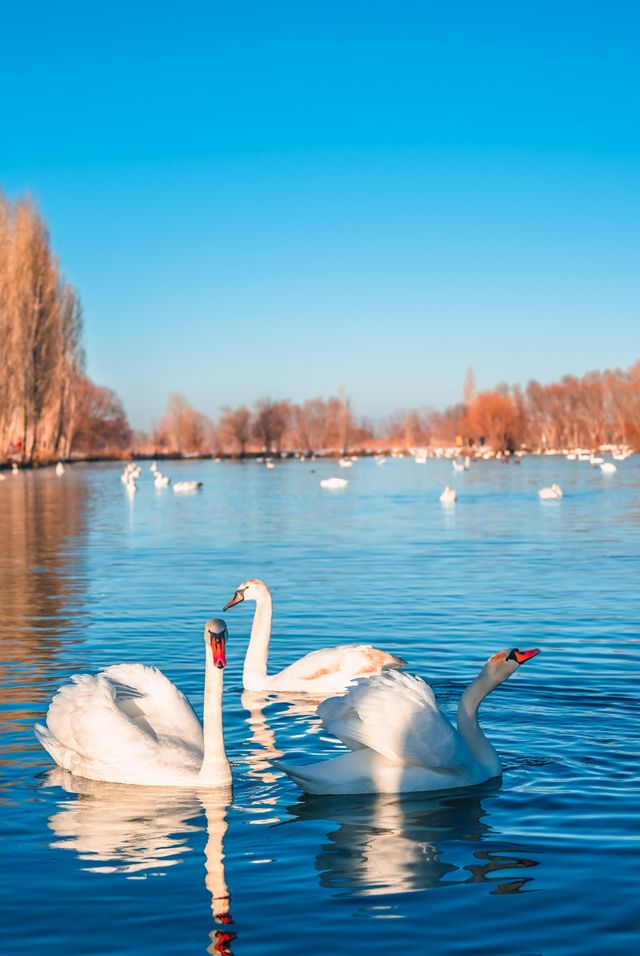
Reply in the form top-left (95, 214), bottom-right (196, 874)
top-left (34, 723), bottom-right (66, 767)
top-left (271, 759), bottom-right (321, 793)
top-left (384, 654), bottom-right (408, 670)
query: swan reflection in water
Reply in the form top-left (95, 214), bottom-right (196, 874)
top-left (241, 691), bottom-right (540, 902)
top-left (43, 769), bottom-right (236, 955)
top-left (286, 785), bottom-right (540, 900)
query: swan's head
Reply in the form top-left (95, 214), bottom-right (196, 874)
top-left (484, 647), bottom-right (540, 686)
top-left (205, 618), bottom-right (228, 669)
top-left (223, 578), bottom-right (270, 610)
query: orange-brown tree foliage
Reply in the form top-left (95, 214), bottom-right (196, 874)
top-left (70, 376), bottom-right (132, 455)
top-left (0, 192), bottom-right (131, 463)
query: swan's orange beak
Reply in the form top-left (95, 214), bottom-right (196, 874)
top-left (223, 590), bottom-right (244, 611)
top-left (211, 635), bottom-right (227, 669)
top-left (513, 648), bottom-right (540, 664)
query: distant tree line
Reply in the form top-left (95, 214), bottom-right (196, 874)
top-left (147, 364), bottom-right (640, 457)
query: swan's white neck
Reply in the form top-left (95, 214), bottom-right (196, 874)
top-left (456, 669), bottom-right (502, 776)
top-left (198, 647), bottom-right (231, 785)
top-left (243, 590), bottom-right (272, 691)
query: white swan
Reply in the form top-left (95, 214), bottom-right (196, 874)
top-left (275, 647), bottom-right (540, 794)
top-left (452, 460), bottom-right (465, 473)
top-left (320, 476), bottom-right (348, 489)
top-left (154, 472), bottom-right (171, 488)
top-left (35, 619), bottom-right (232, 787)
top-left (338, 458), bottom-right (353, 468)
top-left (173, 480), bottom-right (203, 492)
top-left (538, 483), bottom-right (562, 499)
top-left (223, 579), bottom-right (406, 694)
top-left (55, 462), bottom-right (65, 476)
top-left (600, 462), bottom-right (616, 474)
top-left (440, 485), bottom-right (457, 504)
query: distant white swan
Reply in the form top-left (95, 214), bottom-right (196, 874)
top-left (338, 458), bottom-right (353, 468)
top-left (440, 485), bottom-right (457, 504)
top-left (55, 462), bottom-right (65, 476)
top-left (154, 473), bottom-right (171, 488)
top-left (320, 476), bottom-right (349, 489)
top-left (452, 460), bottom-right (465, 472)
top-left (600, 462), bottom-right (617, 474)
top-left (538, 483), bottom-right (562, 500)
top-left (275, 647), bottom-right (540, 794)
top-left (223, 579), bottom-right (406, 694)
top-left (174, 480), bottom-right (203, 492)
top-left (35, 619), bottom-right (232, 787)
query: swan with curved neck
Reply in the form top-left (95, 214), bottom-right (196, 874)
top-left (275, 647), bottom-right (541, 794)
top-left (35, 619), bottom-right (232, 787)
top-left (223, 579), bottom-right (406, 694)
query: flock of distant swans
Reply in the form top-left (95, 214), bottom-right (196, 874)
top-left (36, 578), bottom-right (540, 796)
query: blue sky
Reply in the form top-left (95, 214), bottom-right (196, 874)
top-left (1, 1), bottom-right (638, 428)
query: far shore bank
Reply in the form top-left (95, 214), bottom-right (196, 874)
top-left (1, 444), bottom-right (634, 471)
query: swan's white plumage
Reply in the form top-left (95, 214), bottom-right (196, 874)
top-left (276, 649), bottom-right (540, 794)
top-left (224, 579), bottom-right (406, 694)
top-left (35, 665), bottom-right (204, 785)
top-left (266, 643), bottom-right (406, 695)
top-left (318, 670), bottom-right (460, 770)
top-left (35, 622), bottom-right (231, 787)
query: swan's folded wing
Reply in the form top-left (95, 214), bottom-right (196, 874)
top-left (101, 663), bottom-right (204, 751)
top-left (318, 670), bottom-right (461, 771)
top-left (277, 644), bottom-right (405, 683)
top-left (43, 668), bottom-right (204, 778)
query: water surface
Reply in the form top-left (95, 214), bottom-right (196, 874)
top-left (1, 457), bottom-right (638, 955)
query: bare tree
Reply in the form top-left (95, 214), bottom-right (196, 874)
top-left (217, 405), bottom-right (252, 456)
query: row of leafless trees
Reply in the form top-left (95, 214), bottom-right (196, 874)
top-left (146, 364), bottom-right (640, 457)
top-left (0, 194), bottom-right (131, 463)
top-left (149, 392), bottom-right (360, 455)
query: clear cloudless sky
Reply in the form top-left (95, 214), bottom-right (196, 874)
top-left (1, 0), bottom-right (638, 428)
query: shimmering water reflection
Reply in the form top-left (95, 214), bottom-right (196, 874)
top-left (1, 457), bottom-right (639, 955)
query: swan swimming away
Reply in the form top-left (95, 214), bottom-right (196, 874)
top-left (440, 485), bottom-right (457, 504)
top-left (174, 480), bottom-right (203, 492)
top-left (275, 647), bottom-right (541, 794)
top-left (538, 483), bottom-right (562, 499)
top-left (320, 477), bottom-right (349, 489)
top-left (223, 579), bottom-right (406, 694)
top-left (154, 473), bottom-right (171, 488)
top-left (55, 462), bottom-right (65, 476)
top-left (34, 619), bottom-right (232, 787)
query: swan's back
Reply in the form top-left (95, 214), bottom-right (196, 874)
top-left (318, 670), bottom-right (461, 770)
top-left (35, 664), bottom-right (204, 785)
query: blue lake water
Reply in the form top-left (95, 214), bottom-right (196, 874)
top-left (1, 456), bottom-right (638, 955)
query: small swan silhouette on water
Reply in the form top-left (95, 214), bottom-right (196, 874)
top-left (538, 483), bottom-right (562, 499)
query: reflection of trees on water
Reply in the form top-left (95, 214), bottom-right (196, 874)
top-left (287, 786), bottom-right (539, 899)
top-left (0, 471), bottom-right (89, 742)
top-left (43, 770), bottom-right (236, 955)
